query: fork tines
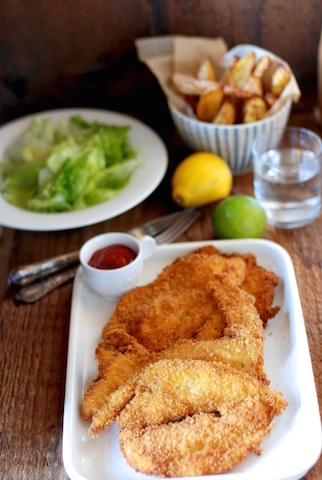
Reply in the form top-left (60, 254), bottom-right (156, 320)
top-left (154, 209), bottom-right (200, 244)
top-left (144, 208), bottom-right (196, 236)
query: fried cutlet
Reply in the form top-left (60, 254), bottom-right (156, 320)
top-left (86, 274), bottom-right (267, 436)
top-left (194, 245), bottom-right (280, 326)
top-left (82, 246), bottom-right (281, 442)
top-left (81, 330), bottom-right (152, 420)
top-left (82, 250), bottom-right (248, 419)
top-left (117, 359), bottom-right (287, 477)
top-left (101, 250), bottom-right (246, 351)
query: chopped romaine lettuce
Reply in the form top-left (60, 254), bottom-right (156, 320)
top-left (0, 115), bottom-right (141, 212)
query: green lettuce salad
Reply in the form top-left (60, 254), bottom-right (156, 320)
top-left (0, 115), bottom-right (141, 212)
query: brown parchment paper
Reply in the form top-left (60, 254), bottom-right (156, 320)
top-left (135, 35), bottom-right (301, 118)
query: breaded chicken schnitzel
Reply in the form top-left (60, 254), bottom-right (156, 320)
top-left (102, 250), bottom-right (247, 351)
top-left (82, 250), bottom-right (249, 420)
top-left (86, 274), bottom-right (267, 436)
top-left (194, 245), bottom-right (280, 325)
top-left (158, 274), bottom-right (266, 380)
top-left (116, 359), bottom-right (287, 477)
top-left (82, 246), bottom-right (281, 447)
top-left (81, 330), bottom-right (152, 420)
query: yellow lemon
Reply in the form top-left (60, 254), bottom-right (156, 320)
top-left (171, 152), bottom-right (232, 208)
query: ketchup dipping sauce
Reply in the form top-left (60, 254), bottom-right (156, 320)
top-left (88, 244), bottom-right (137, 270)
top-left (80, 232), bottom-right (155, 302)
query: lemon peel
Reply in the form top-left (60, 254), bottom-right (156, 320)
top-left (172, 152), bottom-right (232, 208)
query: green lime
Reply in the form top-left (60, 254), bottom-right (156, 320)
top-left (212, 195), bottom-right (267, 239)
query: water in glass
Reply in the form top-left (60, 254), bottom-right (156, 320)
top-left (254, 147), bottom-right (321, 228)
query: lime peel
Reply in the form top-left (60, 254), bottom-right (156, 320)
top-left (213, 195), bottom-right (267, 239)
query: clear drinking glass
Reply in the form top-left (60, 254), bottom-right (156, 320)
top-left (252, 127), bottom-right (322, 229)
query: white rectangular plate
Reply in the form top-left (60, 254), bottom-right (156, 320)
top-left (63, 239), bottom-right (321, 480)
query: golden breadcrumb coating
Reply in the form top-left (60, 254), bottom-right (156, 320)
top-left (102, 251), bottom-right (247, 351)
top-left (81, 245), bottom-right (284, 476)
top-left (87, 274), bottom-right (268, 436)
top-left (118, 359), bottom-right (287, 477)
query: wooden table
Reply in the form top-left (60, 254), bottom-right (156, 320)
top-left (0, 87), bottom-right (321, 479)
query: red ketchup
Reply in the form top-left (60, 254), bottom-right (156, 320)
top-left (88, 244), bottom-right (137, 270)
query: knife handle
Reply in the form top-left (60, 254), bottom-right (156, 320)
top-left (8, 250), bottom-right (80, 287)
top-left (15, 267), bottom-right (77, 303)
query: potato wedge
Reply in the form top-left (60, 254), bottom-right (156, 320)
top-left (223, 52), bottom-right (256, 88)
top-left (243, 75), bottom-right (264, 96)
top-left (220, 56), bottom-right (238, 83)
top-left (172, 73), bottom-right (218, 96)
top-left (253, 56), bottom-right (272, 78)
top-left (197, 58), bottom-right (217, 81)
top-left (196, 87), bottom-right (224, 122)
top-left (270, 64), bottom-right (291, 96)
top-left (171, 50), bottom-right (292, 125)
top-left (223, 84), bottom-right (253, 99)
top-left (242, 97), bottom-right (268, 123)
top-left (213, 100), bottom-right (237, 125)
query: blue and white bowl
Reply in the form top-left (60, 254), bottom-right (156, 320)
top-left (168, 98), bottom-right (292, 176)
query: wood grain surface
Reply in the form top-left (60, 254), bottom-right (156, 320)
top-left (0, 2), bottom-right (321, 478)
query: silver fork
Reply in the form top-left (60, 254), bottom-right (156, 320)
top-left (13, 208), bottom-right (200, 303)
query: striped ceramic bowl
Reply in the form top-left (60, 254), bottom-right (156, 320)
top-left (168, 99), bottom-right (292, 175)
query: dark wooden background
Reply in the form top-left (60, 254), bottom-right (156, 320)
top-left (0, 0), bottom-right (321, 126)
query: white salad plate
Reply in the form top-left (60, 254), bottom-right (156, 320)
top-left (0, 108), bottom-right (168, 231)
top-left (63, 239), bottom-right (322, 480)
